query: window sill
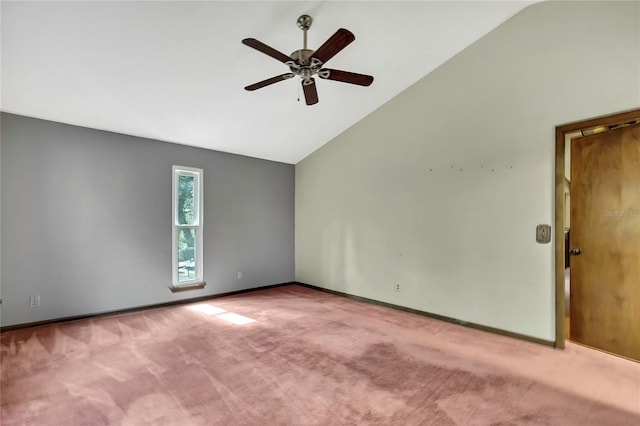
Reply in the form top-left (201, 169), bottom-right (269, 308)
top-left (169, 282), bottom-right (206, 293)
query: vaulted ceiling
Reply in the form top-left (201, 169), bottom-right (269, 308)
top-left (1, 1), bottom-right (534, 164)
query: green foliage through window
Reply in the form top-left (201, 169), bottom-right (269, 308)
top-left (178, 175), bottom-right (195, 225)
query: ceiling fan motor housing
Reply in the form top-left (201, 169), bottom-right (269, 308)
top-left (290, 49), bottom-right (314, 65)
top-left (287, 49), bottom-right (328, 84)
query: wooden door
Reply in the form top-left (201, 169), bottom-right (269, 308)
top-left (570, 122), bottom-right (640, 360)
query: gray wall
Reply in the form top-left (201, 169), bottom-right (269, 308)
top-left (1, 113), bottom-right (294, 326)
top-left (295, 1), bottom-right (640, 342)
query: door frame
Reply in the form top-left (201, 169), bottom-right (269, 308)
top-left (554, 108), bottom-right (640, 348)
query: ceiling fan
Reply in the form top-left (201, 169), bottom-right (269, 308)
top-left (242, 15), bottom-right (374, 106)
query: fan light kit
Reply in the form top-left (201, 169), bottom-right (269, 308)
top-left (242, 15), bottom-right (374, 105)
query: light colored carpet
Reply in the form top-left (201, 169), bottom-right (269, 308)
top-left (2, 285), bottom-right (639, 425)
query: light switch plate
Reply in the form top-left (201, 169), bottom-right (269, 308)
top-left (536, 224), bottom-right (551, 244)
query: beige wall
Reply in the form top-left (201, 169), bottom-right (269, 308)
top-left (295, 1), bottom-right (639, 341)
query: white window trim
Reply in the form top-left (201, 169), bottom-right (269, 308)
top-left (172, 165), bottom-right (204, 288)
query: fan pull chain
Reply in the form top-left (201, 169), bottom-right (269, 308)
top-left (297, 84), bottom-right (301, 102)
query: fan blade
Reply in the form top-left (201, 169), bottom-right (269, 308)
top-left (311, 28), bottom-right (355, 65)
top-left (242, 38), bottom-right (292, 64)
top-left (245, 74), bottom-right (294, 91)
top-left (319, 69), bottom-right (374, 86)
top-left (302, 78), bottom-right (319, 105)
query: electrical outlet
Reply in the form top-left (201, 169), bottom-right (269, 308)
top-left (29, 295), bottom-right (40, 308)
top-left (237, 271), bottom-right (243, 280)
top-left (395, 283), bottom-right (401, 292)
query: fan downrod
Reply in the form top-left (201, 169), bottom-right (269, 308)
top-left (290, 15), bottom-right (319, 74)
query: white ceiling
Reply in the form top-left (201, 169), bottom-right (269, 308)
top-left (1, 1), bottom-right (534, 164)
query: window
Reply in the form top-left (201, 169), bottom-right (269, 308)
top-left (172, 166), bottom-right (203, 288)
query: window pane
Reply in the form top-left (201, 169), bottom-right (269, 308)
top-left (177, 174), bottom-right (195, 225)
top-left (172, 166), bottom-right (203, 287)
top-left (177, 227), bottom-right (196, 282)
